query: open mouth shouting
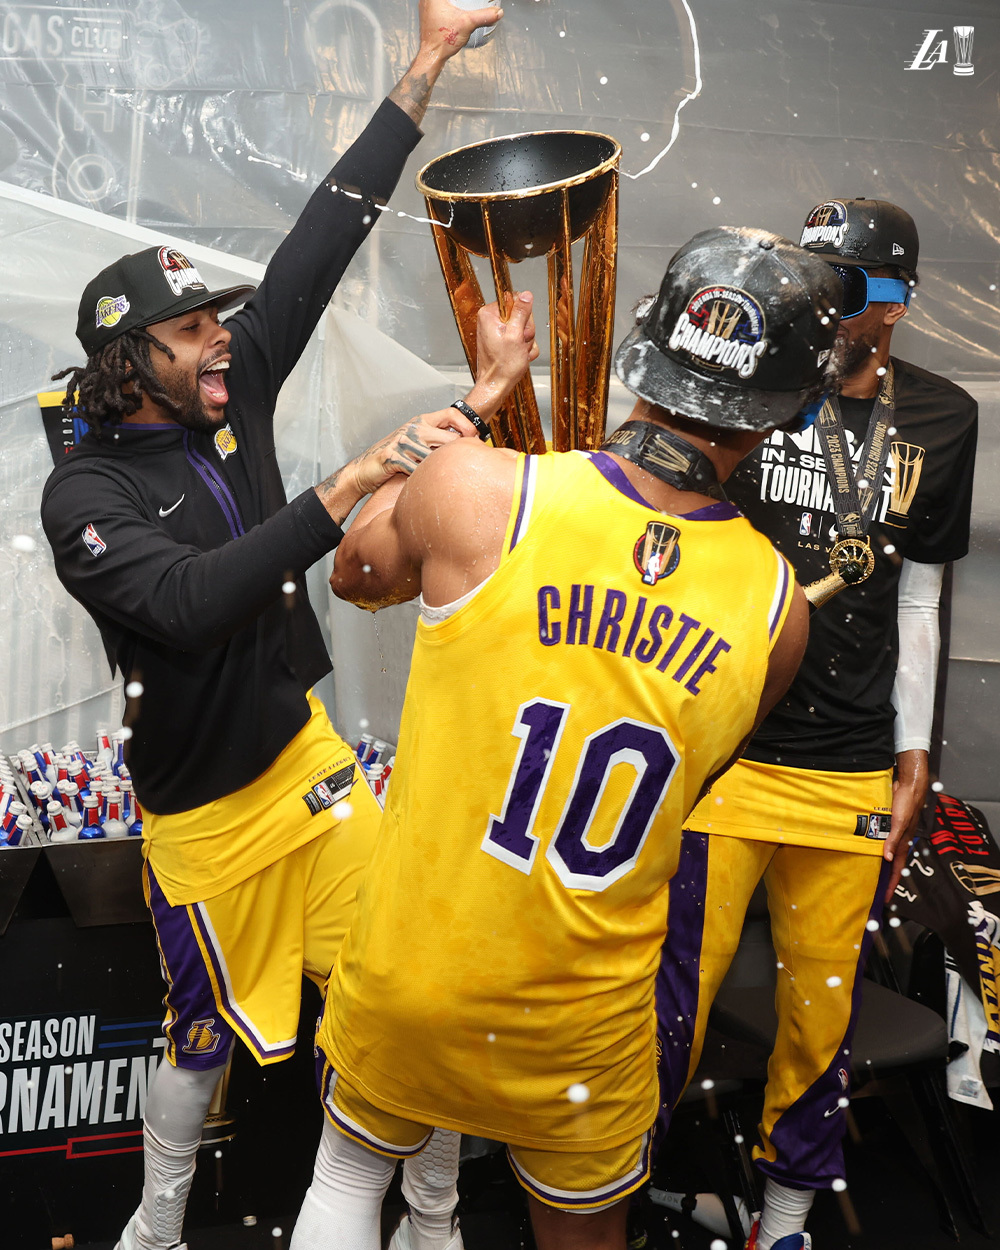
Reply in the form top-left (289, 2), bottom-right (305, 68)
top-left (199, 355), bottom-right (230, 408)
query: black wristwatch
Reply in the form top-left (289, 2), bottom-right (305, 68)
top-left (451, 399), bottom-right (492, 442)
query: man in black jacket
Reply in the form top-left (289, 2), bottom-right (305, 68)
top-left (39, 5), bottom-right (534, 1250)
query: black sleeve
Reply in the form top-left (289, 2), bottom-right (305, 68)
top-left (225, 99), bottom-right (422, 417)
top-left (901, 395), bottom-right (978, 565)
top-left (41, 473), bottom-right (344, 653)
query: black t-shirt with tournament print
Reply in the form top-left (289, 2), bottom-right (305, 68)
top-left (727, 356), bottom-right (977, 772)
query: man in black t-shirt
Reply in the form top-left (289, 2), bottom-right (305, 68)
top-left (653, 199), bottom-right (977, 1250)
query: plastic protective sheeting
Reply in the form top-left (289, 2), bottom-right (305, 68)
top-left (0, 0), bottom-right (998, 785)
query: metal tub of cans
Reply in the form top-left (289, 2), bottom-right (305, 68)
top-left (0, 731), bottom-right (148, 929)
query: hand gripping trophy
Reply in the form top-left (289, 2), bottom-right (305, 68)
top-left (417, 129), bottom-right (621, 452)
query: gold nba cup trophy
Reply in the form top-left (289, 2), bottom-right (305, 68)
top-left (417, 131), bottom-right (621, 453)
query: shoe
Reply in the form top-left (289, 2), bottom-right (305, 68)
top-left (387, 1213), bottom-right (464, 1250)
top-left (113, 1212), bottom-right (188, 1250)
top-left (744, 1223), bottom-right (812, 1250)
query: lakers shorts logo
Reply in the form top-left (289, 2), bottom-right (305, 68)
top-left (183, 1017), bottom-right (223, 1056)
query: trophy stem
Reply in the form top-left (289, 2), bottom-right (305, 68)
top-left (574, 173), bottom-right (619, 450)
top-left (425, 201), bottom-right (518, 448)
top-left (549, 189), bottom-right (578, 452)
top-left (482, 204), bottom-right (546, 454)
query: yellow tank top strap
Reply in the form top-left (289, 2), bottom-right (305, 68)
top-left (501, 454), bottom-right (531, 553)
top-left (766, 551), bottom-right (796, 653)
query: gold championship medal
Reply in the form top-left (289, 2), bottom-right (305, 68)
top-left (829, 536), bottom-right (875, 584)
top-left (803, 367), bottom-right (895, 609)
top-left (803, 536), bottom-right (876, 609)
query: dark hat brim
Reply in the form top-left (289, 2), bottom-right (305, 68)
top-left (614, 322), bottom-right (815, 434)
top-left (803, 249), bottom-right (867, 267)
top-left (137, 282), bottom-right (257, 330)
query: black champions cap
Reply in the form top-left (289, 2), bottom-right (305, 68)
top-left (798, 198), bottom-right (919, 273)
top-left (613, 226), bottom-right (842, 432)
top-left (76, 245), bottom-right (256, 357)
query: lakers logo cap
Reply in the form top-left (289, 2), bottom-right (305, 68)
top-left (76, 245), bottom-right (256, 357)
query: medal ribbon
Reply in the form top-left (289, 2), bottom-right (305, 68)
top-left (814, 362), bottom-right (896, 541)
top-left (600, 421), bottom-right (726, 501)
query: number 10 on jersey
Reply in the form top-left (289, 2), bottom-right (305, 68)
top-left (482, 699), bottom-right (680, 892)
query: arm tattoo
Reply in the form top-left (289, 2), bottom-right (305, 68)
top-left (389, 69), bottom-right (434, 127)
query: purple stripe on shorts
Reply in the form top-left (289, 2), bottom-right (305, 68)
top-left (145, 864), bottom-right (234, 1072)
top-left (653, 829), bottom-right (710, 1151)
top-left (508, 1131), bottom-right (651, 1209)
top-left (757, 857), bottom-right (892, 1189)
top-left (319, 1067), bottom-right (429, 1158)
top-left (509, 457), bottom-right (534, 551)
top-left (187, 901), bottom-right (296, 1065)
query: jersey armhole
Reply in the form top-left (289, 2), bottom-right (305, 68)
top-left (502, 455), bottom-right (539, 554)
top-left (767, 550), bottom-right (795, 653)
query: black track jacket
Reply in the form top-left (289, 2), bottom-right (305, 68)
top-left (41, 100), bottom-right (421, 814)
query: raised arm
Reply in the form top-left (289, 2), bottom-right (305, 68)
top-left (391, 0), bottom-right (503, 126)
top-left (226, 0), bottom-right (504, 412)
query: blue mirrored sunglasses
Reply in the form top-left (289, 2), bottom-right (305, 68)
top-left (830, 264), bottom-right (911, 319)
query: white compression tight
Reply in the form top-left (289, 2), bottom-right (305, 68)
top-left (757, 1178), bottom-right (815, 1250)
top-left (128, 1060), bottom-right (224, 1249)
top-left (290, 1121), bottom-right (461, 1250)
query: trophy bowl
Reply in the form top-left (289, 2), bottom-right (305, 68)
top-left (417, 131), bottom-right (620, 261)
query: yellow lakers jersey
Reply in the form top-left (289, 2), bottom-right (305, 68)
top-left (323, 450), bottom-right (794, 1150)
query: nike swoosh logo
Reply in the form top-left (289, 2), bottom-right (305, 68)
top-left (823, 1106), bottom-right (841, 1118)
top-left (158, 494), bottom-right (185, 517)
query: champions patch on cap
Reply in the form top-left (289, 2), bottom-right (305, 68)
top-left (157, 246), bottom-right (208, 298)
top-left (667, 286), bottom-right (768, 379)
top-left (95, 295), bottom-right (131, 330)
top-left (800, 201), bottom-right (850, 249)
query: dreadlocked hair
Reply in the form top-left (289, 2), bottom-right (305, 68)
top-left (51, 326), bottom-right (182, 438)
